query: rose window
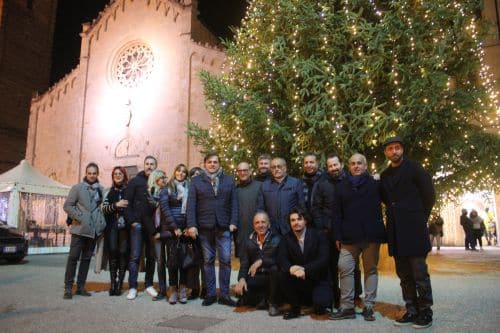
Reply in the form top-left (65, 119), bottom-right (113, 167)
top-left (113, 42), bottom-right (154, 88)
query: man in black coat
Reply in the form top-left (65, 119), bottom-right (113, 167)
top-left (380, 137), bottom-right (436, 329)
top-left (311, 153), bottom-right (345, 309)
top-left (124, 156), bottom-right (158, 300)
top-left (277, 208), bottom-right (332, 319)
top-left (235, 161), bottom-right (262, 258)
top-left (460, 208), bottom-right (474, 250)
top-left (301, 153), bottom-right (324, 215)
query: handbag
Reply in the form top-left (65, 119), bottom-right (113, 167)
top-left (182, 237), bottom-right (200, 269)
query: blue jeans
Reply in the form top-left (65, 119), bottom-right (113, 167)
top-left (198, 229), bottom-right (231, 298)
top-left (128, 223), bottom-right (155, 289)
top-left (154, 239), bottom-right (167, 294)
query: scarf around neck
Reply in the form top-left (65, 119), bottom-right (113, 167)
top-left (173, 179), bottom-right (188, 214)
top-left (204, 168), bottom-right (223, 196)
top-left (347, 172), bottom-right (369, 190)
top-left (83, 178), bottom-right (102, 205)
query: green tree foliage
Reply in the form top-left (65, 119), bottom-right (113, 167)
top-left (188, 0), bottom-right (499, 197)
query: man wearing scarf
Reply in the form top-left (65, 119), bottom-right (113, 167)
top-left (330, 154), bottom-right (386, 322)
top-left (63, 162), bottom-right (106, 299)
top-left (380, 136), bottom-right (435, 329)
top-left (187, 153), bottom-right (239, 307)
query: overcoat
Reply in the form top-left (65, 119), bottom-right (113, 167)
top-left (380, 159), bottom-right (435, 257)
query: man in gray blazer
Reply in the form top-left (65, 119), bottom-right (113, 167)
top-left (63, 162), bottom-right (106, 299)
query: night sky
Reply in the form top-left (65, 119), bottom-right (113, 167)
top-left (50, 0), bottom-right (247, 85)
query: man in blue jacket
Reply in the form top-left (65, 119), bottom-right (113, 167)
top-left (187, 153), bottom-right (239, 306)
top-left (257, 157), bottom-right (305, 236)
top-left (380, 136), bottom-right (436, 329)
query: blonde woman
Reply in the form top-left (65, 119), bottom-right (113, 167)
top-left (147, 169), bottom-right (168, 300)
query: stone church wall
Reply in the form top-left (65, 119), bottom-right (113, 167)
top-left (27, 0), bottom-right (225, 187)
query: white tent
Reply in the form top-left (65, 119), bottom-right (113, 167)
top-left (0, 159), bottom-right (70, 227)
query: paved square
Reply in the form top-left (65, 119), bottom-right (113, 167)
top-left (158, 315), bottom-right (225, 331)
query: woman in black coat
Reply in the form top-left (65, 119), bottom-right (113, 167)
top-left (101, 166), bottom-right (130, 296)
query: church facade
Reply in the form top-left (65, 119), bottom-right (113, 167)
top-left (26, 0), bottom-right (224, 186)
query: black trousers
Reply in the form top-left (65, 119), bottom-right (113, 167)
top-left (64, 234), bottom-right (96, 290)
top-left (105, 227), bottom-right (129, 280)
top-left (394, 255), bottom-right (433, 316)
top-left (165, 237), bottom-right (188, 287)
top-left (280, 273), bottom-right (332, 309)
top-left (240, 266), bottom-right (280, 305)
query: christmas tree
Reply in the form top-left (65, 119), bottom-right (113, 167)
top-left (188, 0), bottom-right (499, 197)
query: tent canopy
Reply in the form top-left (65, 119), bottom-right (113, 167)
top-left (0, 159), bottom-right (70, 196)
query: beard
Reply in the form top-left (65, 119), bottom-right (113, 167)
top-left (390, 154), bottom-right (403, 164)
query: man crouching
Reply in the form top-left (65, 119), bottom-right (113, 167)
top-left (235, 211), bottom-right (281, 316)
top-left (277, 208), bottom-right (332, 319)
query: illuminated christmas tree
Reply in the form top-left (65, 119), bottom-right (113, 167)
top-left (188, 0), bottom-right (499, 197)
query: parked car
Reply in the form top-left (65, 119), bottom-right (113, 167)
top-left (0, 220), bottom-right (29, 263)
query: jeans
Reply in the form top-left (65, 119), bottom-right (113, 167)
top-left (338, 242), bottom-right (380, 310)
top-left (154, 239), bottom-right (167, 294)
top-left (64, 234), bottom-right (96, 290)
top-left (128, 223), bottom-right (155, 289)
top-left (198, 229), bottom-right (232, 298)
top-left (394, 255), bottom-right (433, 316)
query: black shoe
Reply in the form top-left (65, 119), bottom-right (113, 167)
top-left (152, 293), bottom-right (165, 301)
top-left (268, 304), bottom-right (280, 316)
top-left (412, 313), bottom-right (432, 329)
top-left (63, 290), bottom-right (72, 299)
top-left (109, 286), bottom-right (116, 296)
top-left (201, 295), bottom-right (217, 306)
top-left (188, 289), bottom-right (199, 300)
top-left (362, 307), bottom-right (375, 321)
top-left (329, 308), bottom-right (356, 320)
top-left (75, 289), bottom-right (91, 297)
top-left (255, 299), bottom-right (268, 310)
top-left (218, 296), bottom-right (237, 307)
top-left (283, 307), bottom-right (301, 320)
top-left (199, 288), bottom-right (207, 300)
top-left (393, 311), bottom-right (417, 326)
top-left (115, 283), bottom-right (123, 296)
top-left (313, 305), bottom-right (328, 315)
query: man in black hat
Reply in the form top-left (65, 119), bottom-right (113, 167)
top-left (380, 136), bottom-right (436, 329)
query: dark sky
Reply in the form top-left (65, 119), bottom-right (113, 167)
top-left (50, 0), bottom-right (247, 84)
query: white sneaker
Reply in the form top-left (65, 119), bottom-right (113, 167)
top-left (146, 286), bottom-right (158, 298)
top-left (127, 288), bottom-right (137, 300)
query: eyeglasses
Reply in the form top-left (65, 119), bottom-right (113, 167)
top-left (236, 169), bottom-right (249, 173)
top-left (270, 165), bottom-right (285, 170)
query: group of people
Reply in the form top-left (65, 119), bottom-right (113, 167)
top-left (62, 136), bottom-right (436, 329)
top-left (460, 207), bottom-right (497, 250)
